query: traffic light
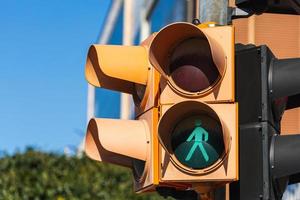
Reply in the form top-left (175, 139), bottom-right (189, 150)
top-left (231, 44), bottom-right (300, 200)
top-left (235, 0), bottom-right (300, 15)
top-left (84, 22), bottom-right (238, 197)
top-left (149, 23), bottom-right (238, 192)
top-left (84, 36), bottom-right (161, 193)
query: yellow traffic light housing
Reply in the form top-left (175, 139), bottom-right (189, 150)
top-left (149, 23), bottom-right (238, 191)
top-left (84, 22), bottom-right (238, 195)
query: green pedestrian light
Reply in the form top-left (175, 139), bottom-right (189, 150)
top-left (184, 120), bottom-right (209, 162)
top-left (171, 117), bottom-right (224, 170)
top-left (158, 101), bottom-right (231, 175)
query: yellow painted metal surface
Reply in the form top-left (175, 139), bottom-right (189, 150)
top-left (85, 45), bottom-right (149, 93)
top-left (235, 103), bottom-right (239, 180)
top-left (85, 118), bottom-right (150, 164)
top-left (84, 21), bottom-right (239, 194)
top-left (152, 107), bottom-right (159, 185)
top-left (197, 21), bottom-right (217, 28)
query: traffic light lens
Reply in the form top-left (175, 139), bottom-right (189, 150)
top-left (171, 64), bottom-right (211, 92)
top-left (169, 38), bottom-right (220, 93)
top-left (171, 115), bottom-right (224, 169)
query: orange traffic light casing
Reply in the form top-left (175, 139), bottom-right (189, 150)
top-left (84, 21), bottom-right (239, 195)
top-left (148, 22), bottom-right (238, 191)
top-left (84, 35), bottom-right (161, 193)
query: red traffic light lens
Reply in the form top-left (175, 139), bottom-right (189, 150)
top-left (169, 38), bottom-right (220, 93)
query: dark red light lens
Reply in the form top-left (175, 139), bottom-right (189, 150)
top-left (169, 38), bottom-right (220, 93)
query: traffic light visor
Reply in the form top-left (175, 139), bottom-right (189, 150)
top-left (85, 118), bottom-right (150, 167)
top-left (86, 45), bottom-right (149, 94)
top-left (149, 23), bottom-right (226, 95)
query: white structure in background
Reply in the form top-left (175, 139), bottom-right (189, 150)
top-left (120, 0), bottom-right (150, 119)
top-left (120, 0), bottom-right (134, 120)
top-left (77, 0), bottom-right (124, 156)
top-left (283, 184), bottom-right (300, 200)
top-left (77, 0), bottom-right (146, 156)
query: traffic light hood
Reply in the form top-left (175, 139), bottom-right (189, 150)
top-left (85, 45), bottom-right (149, 94)
top-left (149, 22), bottom-right (226, 94)
top-left (85, 118), bottom-right (150, 167)
top-left (269, 57), bottom-right (300, 99)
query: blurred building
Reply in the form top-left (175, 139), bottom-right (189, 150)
top-left (84, 0), bottom-right (300, 198)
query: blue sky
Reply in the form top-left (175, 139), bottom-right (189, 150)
top-left (0, 0), bottom-right (111, 153)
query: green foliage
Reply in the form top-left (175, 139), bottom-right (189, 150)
top-left (0, 149), bottom-right (168, 200)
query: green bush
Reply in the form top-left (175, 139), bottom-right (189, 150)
top-left (0, 149), bottom-right (168, 200)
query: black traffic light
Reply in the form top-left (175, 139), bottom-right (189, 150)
top-left (231, 44), bottom-right (300, 200)
top-left (235, 0), bottom-right (300, 15)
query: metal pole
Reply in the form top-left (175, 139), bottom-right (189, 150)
top-left (186, 0), bottom-right (200, 22)
top-left (120, 0), bottom-right (134, 120)
top-left (198, 0), bottom-right (228, 25)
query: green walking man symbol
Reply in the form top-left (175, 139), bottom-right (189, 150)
top-left (185, 120), bottom-right (209, 162)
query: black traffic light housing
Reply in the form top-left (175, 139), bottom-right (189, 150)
top-left (231, 44), bottom-right (300, 200)
top-left (236, 0), bottom-right (300, 15)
